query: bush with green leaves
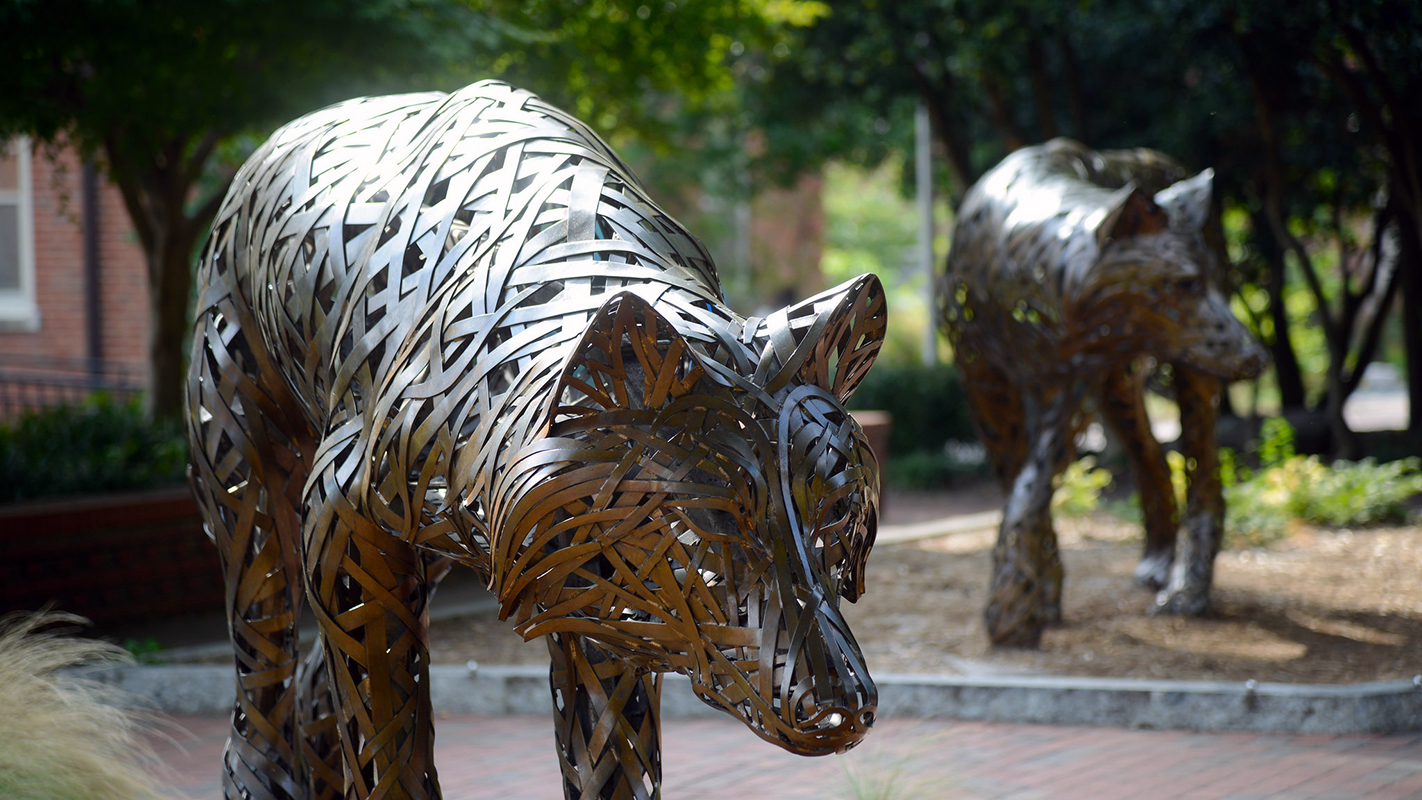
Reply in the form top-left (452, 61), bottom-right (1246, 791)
top-left (846, 361), bottom-right (981, 490)
top-left (0, 395), bottom-right (188, 504)
top-left (1052, 456), bottom-right (1115, 517)
top-left (1204, 418), bottom-right (1422, 546)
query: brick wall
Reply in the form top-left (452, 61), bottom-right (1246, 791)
top-left (749, 171), bottom-right (825, 309)
top-left (0, 143), bottom-right (151, 384)
top-left (0, 487), bottom-right (222, 625)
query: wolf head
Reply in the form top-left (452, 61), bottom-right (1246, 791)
top-left (492, 274), bottom-right (886, 755)
top-left (1074, 169), bottom-right (1269, 380)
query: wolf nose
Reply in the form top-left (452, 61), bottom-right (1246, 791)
top-left (1241, 345), bottom-right (1271, 378)
top-left (813, 704), bottom-right (877, 754)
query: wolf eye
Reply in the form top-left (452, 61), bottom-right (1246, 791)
top-left (1177, 277), bottom-right (1202, 294)
top-left (811, 494), bottom-right (860, 590)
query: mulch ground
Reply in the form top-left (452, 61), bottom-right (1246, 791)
top-left (428, 487), bottom-right (1422, 685)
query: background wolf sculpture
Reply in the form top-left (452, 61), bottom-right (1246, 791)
top-left (940, 138), bottom-right (1267, 647)
top-left (186, 81), bottom-right (885, 800)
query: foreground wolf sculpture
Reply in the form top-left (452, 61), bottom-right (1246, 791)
top-left (939, 139), bottom-right (1267, 647)
top-left (185, 81), bottom-right (885, 800)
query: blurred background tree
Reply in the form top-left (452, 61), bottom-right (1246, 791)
top-left (751, 0), bottom-right (1422, 459)
top-left (0, 0), bottom-right (812, 421)
top-left (1, 0), bottom-right (1417, 466)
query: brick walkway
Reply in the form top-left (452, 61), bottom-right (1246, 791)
top-left (151, 714), bottom-right (1422, 799)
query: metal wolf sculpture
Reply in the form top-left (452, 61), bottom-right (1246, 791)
top-left (185, 81), bottom-right (885, 800)
top-left (939, 138), bottom-right (1267, 647)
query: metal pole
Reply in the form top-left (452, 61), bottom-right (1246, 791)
top-left (916, 102), bottom-right (937, 365)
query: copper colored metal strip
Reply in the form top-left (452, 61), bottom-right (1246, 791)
top-left (186, 81), bottom-right (885, 799)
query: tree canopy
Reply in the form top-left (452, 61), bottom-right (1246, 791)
top-left (0, 0), bottom-right (822, 419)
top-left (755, 0), bottom-right (1422, 455)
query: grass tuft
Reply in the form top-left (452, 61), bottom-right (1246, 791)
top-left (0, 610), bottom-right (174, 800)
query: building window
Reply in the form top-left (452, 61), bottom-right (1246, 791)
top-left (0, 136), bottom-right (39, 331)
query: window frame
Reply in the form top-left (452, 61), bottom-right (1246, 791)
top-left (0, 135), bottom-right (39, 332)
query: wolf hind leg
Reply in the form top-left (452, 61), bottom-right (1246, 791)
top-left (1099, 360), bottom-right (1178, 591)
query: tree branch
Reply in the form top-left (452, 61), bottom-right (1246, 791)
top-left (181, 130), bottom-right (223, 190)
top-left (1026, 36), bottom-right (1057, 140)
top-left (1057, 33), bottom-right (1087, 142)
top-left (1342, 215), bottom-right (1401, 397)
top-left (1234, 27), bottom-right (1339, 341)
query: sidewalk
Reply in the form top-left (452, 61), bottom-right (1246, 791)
top-left (151, 713), bottom-right (1422, 799)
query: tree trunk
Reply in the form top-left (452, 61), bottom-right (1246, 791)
top-left (1250, 210), bottom-right (1308, 410)
top-left (105, 135), bottom-right (228, 422)
top-left (145, 232), bottom-right (197, 422)
top-left (1398, 210), bottom-right (1422, 452)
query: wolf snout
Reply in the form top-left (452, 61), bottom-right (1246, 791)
top-left (1214, 334), bottom-right (1270, 380)
top-left (778, 605), bottom-right (878, 753)
top-left (798, 704), bottom-right (877, 755)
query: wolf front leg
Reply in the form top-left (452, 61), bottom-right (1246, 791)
top-left (984, 391), bottom-right (1078, 647)
top-left (1153, 368), bottom-right (1225, 616)
top-left (547, 633), bottom-right (663, 800)
top-left (303, 439), bottom-right (440, 800)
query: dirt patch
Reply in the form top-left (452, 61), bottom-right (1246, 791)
top-left (427, 507), bottom-right (1422, 685)
top-left (847, 514), bottom-right (1422, 683)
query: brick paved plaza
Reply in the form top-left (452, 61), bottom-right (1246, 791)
top-left (150, 713), bottom-right (1422, 799)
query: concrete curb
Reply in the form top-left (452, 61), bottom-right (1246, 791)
top-left (93, 664), bottom-right (1422, 735)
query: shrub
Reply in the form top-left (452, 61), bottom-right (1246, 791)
top-left (1052, 456), bottom-right (1114, 517)
top-left (848, 361), bottom-right (981, 489)
top-left (0, 395), bottom-right (187, 504)
top-left (847, 361), bottom-right (977, 457)
top-left (1211, 419), bottom-right (1422, 546)
top-left (1295, 457), bottom-right (1422, 526)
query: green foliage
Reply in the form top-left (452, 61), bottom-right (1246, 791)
top-left (847, 361), bottom-right (976, 457)
top-left (0, 0), bottom-right (819, 419)
top-left (889, 448), bottom-right (990, 491)
top-left (1256, 416), bottom-right (1297, 466)
top-left (1219, 418), bottom-right (1422, 546)
top-left (822, 159), bottom-right (953, 365)
top-left (121, 638), bottom-right (165, 666)
top-left (846, 361), bottom-right (981, 490)
top-left (1052, 456), bottom-right (1114, 517)
top-left (0, 395), bottom-right (188, 504)
top-left (757, 0), bottom-right (1422, 441)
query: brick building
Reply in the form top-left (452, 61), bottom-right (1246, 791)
top-left (0, 137), bottom-right (150, 416)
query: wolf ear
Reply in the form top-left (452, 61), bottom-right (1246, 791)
top-left (553, 291), bottom-right (706, 420)
top-left (1153, 168), bottom-right (1214, 231)
top-left (1097, 183), bottom-right (1171, 248)
top-left (751, 274), bottom-right (887, 403)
